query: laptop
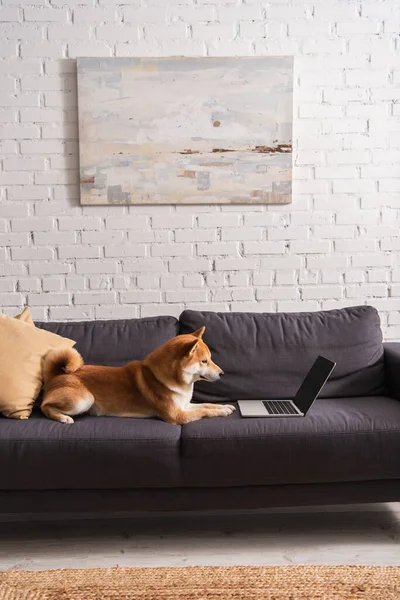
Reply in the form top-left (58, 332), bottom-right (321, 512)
top-left (238, 355), bottom-right (336, 418)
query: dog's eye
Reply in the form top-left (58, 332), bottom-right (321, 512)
top-left (201, 359), bottom-right (208, 364)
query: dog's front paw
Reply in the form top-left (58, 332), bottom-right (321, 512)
top-left (219, 405), bottom-right (236, 416)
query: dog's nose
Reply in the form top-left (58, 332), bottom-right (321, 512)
top-left (219, 370), bottom-right (224, 376)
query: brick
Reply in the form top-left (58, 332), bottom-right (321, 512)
top-left (123, 259), bottom-right (165, 273)
top-left (333, 179), bottom-right (375, 194)
top-left (261, 256), bottom-right (303, 270)
top-left (21, 43), bottom-right (65, 59)
top-left (73, 7), bottom-right (117, 24)
top-left (160, 275), bottom-right (181, 291)
top-left (34, 232), bottom-right (76, 245)
top-left (198, 213), bottom-right (240, 227)
top-left (0, 124), bottom-right (40, 139)
top-left (88, 276), bottom-right (111, 291)
top-left (82, 230), bottom-right (124, 245)
top-left (257, 286), bottom-right (298, 301)
top-left (244, 241), bottom-right (286, 255)
top-left (0, 233), bottom-right (30, 246)
top-left (0, 6), bottom-right (20, 20)
top-left (345, 270), bottom-right (365, 284)
top-left (368, 270), bottom-right (389, 283)
top-left (152, 243), bottom-right (192, 257)
top-left (166, 290), bottom-right (208, 303)
top-left (42, 277), bottom-right (63, 292)
top-left (337, 21), bottom-right (381, 35)
top-left (244, 213), bottom-right (276, 227)
top-left (0, 76), bottom-right (16, 94)
top-left (28, 293), bottom-right (70, 305)
top-left (239, 21), bottom-right (265, 38)
top-left (24, 7), bottom-right (68, 21)
top-left (58, 217), bottom-right (101, 231)
top-left (0, 292), bottom-right (23, 306)
top-left (106, 216), bottom-right (148, 230)
top-left (96, 306), bottom-right (139, 320)
top-left (206, 273), bottom-right (226, 288)
top-left (17, 278), bottom-right (41, 292)
top-left (335, 239), bottom-right (377, 253)
top-left (192, 22), bottom-right (236, 41)
top-left (183, 273), bottom-right (203, 288)
top-left (0, 279), bottom-right (15, 292)
top-left (58, 246), bottom-right (101, 259)
top-left (352, 254), bottom-right (392, 268)
top-left (144, 23), bottom-right (188, 40)
top-left (229, 273), bottom-right (249, 287)
top-left (215, 258), bottom-right (257, 271)
top-left (137, 275), bottom-right (160, 289)
top-left (96, 24), bottom-right (138, 41)
top-left (379, 179), bottom-right (400, 192)
top-left (74, 291), bottom-right (117, 305)
top-left (65, 276), bottom-right (86, 291)
top-left (290, 241), bottom-right (331, 254)
top-left (11, 218), bottom-right (54, 232)
top-left (20, 140), bottom-right (64, 155)
top-left (11, 247), bottom-right (54, 261)
top-left (302, 286), bottom-right (343, 300)
top-left (277, 300), bottom-right (319, 312)
top-left (230, 301), bottom-right (274, 313)
top-left (29, 263), bottom-right (72, 275)
top-left (347, 284), bottom-right (387, 298)
top-left (176, 229), bottom-right (216, 242)
top-left (314, 225), bottom-right (355, 239)
top-left (197, 242), bottom-right (239, 256)
top-left (221, 228), bottom-right (262, 242)
top-left (268, 227), bottom-right (309, 241)
top-left (0, 172), bottom-right (32, 185)
top-left (0, 140), bottom-right (18, 154)
top-left (51, 306), bottom-right (94, 320)
top-left (140, 304), bottom-right (183, 318)
top-left (121, 291), bottom-right (162, 303)
top-left (68, 40), bottom-right (113, 57)
top-left (105, 245), bottom-right (146, 257)
top-left (76, 261), bottom-right (118, 274)
top-left (0, 204), bottom-right (29, 218)
top-left (3, 157), bottom-right (45, 171)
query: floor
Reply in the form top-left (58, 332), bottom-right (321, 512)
top-left (1, 503), bottom-right (400, 571)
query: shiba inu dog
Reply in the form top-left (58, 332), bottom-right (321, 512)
top-left (41, 327), bottom-right (236, 425)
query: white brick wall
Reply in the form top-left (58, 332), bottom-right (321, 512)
top-left (0, 0), bottom-right (399, 339)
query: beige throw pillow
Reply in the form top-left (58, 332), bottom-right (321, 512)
top-left (0, 313), bottom-right (75, 419)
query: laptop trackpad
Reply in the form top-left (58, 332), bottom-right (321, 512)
top-left (238, 400), bottom-right (269, 417)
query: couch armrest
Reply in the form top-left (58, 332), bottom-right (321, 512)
top-left (384, 342), bottom-right (400, 400)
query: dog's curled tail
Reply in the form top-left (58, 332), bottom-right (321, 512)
top-left (43, 347), bottom-right (84, 383)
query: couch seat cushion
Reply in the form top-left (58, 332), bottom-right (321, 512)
top-left (179, 306), bottom-right (386, 402)
top-left (0, 410), bottom-right (181, 490)
top-left (181, 397), bottom-right (400, 487)
top-left (37, 316), bottom-right (179, 367)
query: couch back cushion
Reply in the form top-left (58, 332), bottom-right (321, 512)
top-left (179, 306), bottom-right (386, 402)
top-left (37, 316), bottom-right (179, 367)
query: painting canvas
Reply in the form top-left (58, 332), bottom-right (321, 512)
top-left (77, 57), bottom-right (293, 205)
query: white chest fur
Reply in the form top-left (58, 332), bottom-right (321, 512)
top-left (171, 386), bottom-right (193, 411)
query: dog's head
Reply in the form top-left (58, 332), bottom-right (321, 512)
top-left (145, 326), bottom-right (224, 386)
top-left (179, 327), bottom-right (224, 384)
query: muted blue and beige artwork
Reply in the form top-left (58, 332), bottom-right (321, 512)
top-left (77, 57), bottom-right (293, 205)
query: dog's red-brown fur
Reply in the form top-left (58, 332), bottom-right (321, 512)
top-left (41, 327), bottom-right (236, 424)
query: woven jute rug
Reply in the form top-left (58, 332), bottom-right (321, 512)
top-left (0, 565), bottom-right (399, 600)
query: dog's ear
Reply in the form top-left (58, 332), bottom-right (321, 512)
top-left (184, 339), bottom-right (199, 356)
top-left (192, 326), bottom-right (205, 339)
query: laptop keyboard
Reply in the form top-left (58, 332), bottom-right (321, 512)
top-left (262, 400), bottom-right (299, 415)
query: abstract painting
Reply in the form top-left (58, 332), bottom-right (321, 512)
top-left (77, 57), bottom-right (293, 205)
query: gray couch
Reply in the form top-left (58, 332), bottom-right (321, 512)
top-left (1, 305), bottom-right (399, 517)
